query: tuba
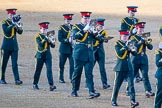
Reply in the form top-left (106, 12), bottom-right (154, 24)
top-left (46, 30), bottom-right (56, 45)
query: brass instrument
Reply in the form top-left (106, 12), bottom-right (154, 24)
top-left (47, 30), bottom-right (56, 45)
top-left (89, 19), bottom-right (97, 27)
top-left (126, 40), bottom-right (137, 52)
top-left (141, 32), bottom-right (152, 44)
top-left (104, 36), bottom-right (114, 43)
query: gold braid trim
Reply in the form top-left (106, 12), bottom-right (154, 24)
top-left (114, 41), bottom-right (128, 59)
top-left (122, 18), bottom-right (134, 31)
top-left (34, 34), bottom-right (48, 53)
top-left (77, 32), bottom-right (88, 42)
top-left (60, 25), bottom-right (70, 38)
top-left (94, 30), bottom-right (108, 46)
top-left (73, 24), bottom-right (88, 42)
top-left (2, 20), bottom-right (15, 38)
top-left (131, 36), bottom-right (143, 54)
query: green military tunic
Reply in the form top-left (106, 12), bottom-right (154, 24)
top-left (121, 17), bottom-right (139, 34)
top-left (58, 24), bottom-right (74, 81)
top-left (130, 35), bottom-right (153, 92)
top-left (121, 17), bottom-right (141, 79)
top-left (71, 23), bottom-right (96, 92)
top-left (1, 18), bottom-right (23, 81)
top-left (33, 33), bottom-right (55, 86)
top-left (93, 29), bottom-right (109, 86)
top-left (154, 49), bottom-right (162, 108)
top-left (111, 40), bottom-right (137, 103)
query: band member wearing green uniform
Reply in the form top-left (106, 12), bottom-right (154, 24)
top-left (129, 22), bottom-right (155, 97)
top-left (0, 8), bottom-right (23, 85)
top-left (121, 6), bottom-right (142, 82)
top-left (71, 11), bottom-right (100, 99)
top-left (33, 22), bottom-right (56, 91)
top-left (58, 14), bottom-right (74, 83)
top-left (111, 29), bottom-right (139, 108)
top-left (154, 42), bottom-right (162, 108)
top-left (93, 18), bottom-right (110, 89)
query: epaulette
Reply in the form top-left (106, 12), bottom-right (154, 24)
top-left (114, 41), bottom-right (118, 46)
top-left (130, 35), bottom-right (136, 40)
top-left (72, 24), bottom-right (81, 31)
top-left (2, 20), bottom-right (7, 24)
top-left (160, 26), bottom-right (162, 29)
top-left (155, 50), bottom-right (159, 55)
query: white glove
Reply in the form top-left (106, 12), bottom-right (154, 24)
top-left (141, 37), bottom-right (147, 41)
top-left (132, 28), bottom-right (137, 34)
top-left (69, 36), bottom-right (72, 43)
top-left (126, 40), bottom-right (132, 46)
top-left (83, 23), bottom-right (91, 31)
top-left (15, 22), bottom-right (22, 28)
top-left (90, 26), bottom-right (97, 33)
top-left (12, 20), bottom-right (16, 25)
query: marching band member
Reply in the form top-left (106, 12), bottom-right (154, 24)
top-left (128, 22), bottom-right (155, 97)
top-left (93, 18), bottom-right (110, 89)
top-left (154, 42), bottom-right (162, 108)
top-left (0, 8), bottom-right (23, 85)
top-left (71, 11), bottom-right (100, 99)
top-left (121, 6), bottom-right (142, 82)
top-left (111, 29), bottom-right (139, 108)
top-left (33, 22), bottom-right (56, 91)
top-left (58, 14), bottom-right (74, 83)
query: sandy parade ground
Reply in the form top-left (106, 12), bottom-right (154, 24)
top-left (0, 0), bottom-right (162, 108)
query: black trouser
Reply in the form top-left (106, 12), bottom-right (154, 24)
top-left (71, 59), bottom-right (94, 92)
top-left (1, 50), bottom-right (20, 81)
top-left (111, 70), bottom-right (135, 102)
top-left (59, 53), bottom-right (74, 80)
top-left (154, 75), bottom-right (162, 108)
top-left (94, 51), bottom-right (108, 85)
top-left (33, 58), bottom-right (54, 86)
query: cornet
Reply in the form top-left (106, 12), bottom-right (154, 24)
top-left (126, 40), bottom-right (137, 52)
top-left (46, 30), bottom-right (56, 45)
top-left (141, 32), bottom-right (152, 44)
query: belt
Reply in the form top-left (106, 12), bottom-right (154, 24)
top-left (75, 42), bottom-right (92, 48)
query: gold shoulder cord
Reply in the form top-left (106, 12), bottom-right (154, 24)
top-left (34, 34), bottom-right (48, 53)
top-left (122, 18), bottom-right (134, 31)
top-left (131, 36), bottom-right (143, 54)
top-left (73, 24), bottom-right (88, 42)
top-left (60, 25), bottom-right (70, 38)
top-left (114, 40), bottom-right (128, 59)
top-left (2, 20), bottom-right (15, 38)
top-left (155, 50), bottom-right (162, 62)
top-left (94, 30), bottom-right (108, 46)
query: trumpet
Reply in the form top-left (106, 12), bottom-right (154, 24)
top-left (46, 30), bottom-right (56, 45)
top-left (141, 32), bottom-right (152, 44)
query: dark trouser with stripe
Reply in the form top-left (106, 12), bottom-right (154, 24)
top-left (59, 53), bottom-right (74, 81)
top-left (33, 58), bottom-right (54, 86)
top-left (71, 59), bottom-right (94, 92)
top-left (1, 50), bottom-right (20, 81)
top-left (111, 70), bottom-right (136, 102)
top-left (133, 64), bottom-right (152, 92)
top-left (154, 75), bottom-right (162, 108)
